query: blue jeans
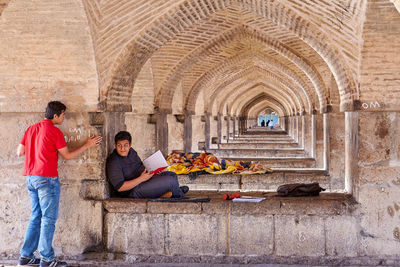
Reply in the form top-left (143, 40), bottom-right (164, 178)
top-left (130, 171), bottom-right (184, 198)
top-left (20, 176), bottom-right (60, 261)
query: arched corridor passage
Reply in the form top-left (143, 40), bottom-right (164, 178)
top-left (1, 0), bottom-right (400, 262)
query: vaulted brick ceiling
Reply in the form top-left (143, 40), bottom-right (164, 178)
top-left (82, 0), bottom-right (369, 115)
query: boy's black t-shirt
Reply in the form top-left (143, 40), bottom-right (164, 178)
top-left (106, 147), bottom-right (145, 197)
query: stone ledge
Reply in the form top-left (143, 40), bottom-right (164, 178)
top-left (177, 170), bottom-right (334, 191)
top-left (103, 192), bottom-right (358, 216)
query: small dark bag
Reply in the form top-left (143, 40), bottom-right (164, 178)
top-left (277, 182), bottom-right (325, 197)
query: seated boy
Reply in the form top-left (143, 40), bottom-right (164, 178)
top-left (106, 131), bottom-right (188, 198)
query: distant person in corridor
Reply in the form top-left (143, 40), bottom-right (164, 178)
top-left (269, 119), bottom-right (275, 129)
top-left (17, 101), bottom-right (102, 267)
top-left (106, 131), bottom-right (188, 199)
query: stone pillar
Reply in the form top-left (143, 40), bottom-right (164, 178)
top-left (323, 113), bottom-right (330, 171)
top-left (205, 113), bottom-right (211, 149)
top-left (156, 110), bottom-right (169, 155)
top-left (301, 115), bottom-right (305, 148)
top-left (232, 116), bottom-right (236, 138)
top-left (311, 113), bottom-right (316, 158)
top-left (226, 115), bottom-right (230, 142)
top-left (217, 114), bottom-right (222, 144)
top-left (291, 116), bottom-right (295, 138)
top-left (184, 111), bottom-right (193, 153)
top-left (345, 111), bottom-right (358, 197)
top-left (105, 112), bottom-right (126, 155)
top-left (284, 116), bottom-right (289, 132)
top-left (295, 115), bottom-right (299, 142)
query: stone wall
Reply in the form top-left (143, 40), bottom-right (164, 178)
top-left (103, 194), bottom-right (358, 258)
top-left (0, 112), bottom-right (104, 257)
top-left (0, 0), bottom-right (98, 112)
top-left (0, 0), bottom-right (400, 262)
top-left (358, 112), bottom-right (400, 255)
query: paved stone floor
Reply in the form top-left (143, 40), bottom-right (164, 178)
top-left (0, 263), bottom-right (339, 267)
top-left (0, 259), bottom-right (386, 267)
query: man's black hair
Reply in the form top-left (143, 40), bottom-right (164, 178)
top-left (45, 101), bottom-right (66, 119)
top-left (115, 131), bottom-right (132, 144)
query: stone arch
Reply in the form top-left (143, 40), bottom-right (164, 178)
top-left (249, 103), bottom-right (285, 119)
top-left (167, 28), bottom-right (327, 113)
top-left (206, 67), bottom-right (303, 116)
top-left (225, 82), bottom-right (295, 117)
top-left (156, 28), bottom-right (318, 112)
top-left (167, 47), bottom-right (314, 115)
top-left (230, 83), bottom-right (294, 117)
top-left (102, 0), bottom-right (357, 112)
top-left (239, 92), bottom-right (287, 118)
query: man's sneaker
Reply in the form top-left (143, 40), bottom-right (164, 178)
top-left (18, 256), bottom-right (40, 266)
top-left (40, 259), bottom-right (67, 267)
top-left (180, 186), bottom-right (189, 194)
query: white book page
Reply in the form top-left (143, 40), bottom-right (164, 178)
top-left (232, 197), bottom-right (266, 203)
top-left (142, 150), bottom-right (168, 172)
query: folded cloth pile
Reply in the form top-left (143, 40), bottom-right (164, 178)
top-left (166, 152), bottom-right (272, 175)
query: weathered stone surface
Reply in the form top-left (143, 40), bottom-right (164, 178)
top-left (275, 215), bottom-right (325, 256)
top-left (53, 183), bottom-right (103, 256)
top-left (201, 199), bottom-right (230, 214)
top-left (81, 179), bottom-right (107, 200)
top-left (230, 199), bottom-right (281, 215)
top-left (1, 0), bottom-right (400, 261)
top-left (229, 215), bottom-right (274, 255)
top-left (167, 214), bottom-right (226, 255)
top-left (241, 172), bottom-right (284, 191)
top-left (126, 114), bottom-right (156, 159)
top-left (358, 185), bottom-right (400, 256)
top-left (0, 0), bottom-right (99, 112)
top-left (167, 115), bottom-right (184, 154)
top-left (326, 216), bottom-right (359, 256)
top-left (279, 197), bottom-right (353, 215)
top-left (148, 201), bottom-right (201, 214)
top-left (105, 213), bottom-right (165, 254)
top-left (0, 183), bottom-right (30, 254)
top-left (104, 199), bottom-right (147, 213)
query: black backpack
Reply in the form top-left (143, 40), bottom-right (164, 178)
top-left (277, 182), bottom-right (325, 197)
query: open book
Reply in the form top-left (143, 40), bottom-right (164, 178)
top-left (142, 150), bottom-right (168, 174)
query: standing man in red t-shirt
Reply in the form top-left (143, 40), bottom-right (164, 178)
top-left (16, 101), bottom-right (102, 267)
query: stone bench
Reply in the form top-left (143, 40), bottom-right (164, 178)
top-left (103, 192), bottom-right (358, 258)
top-left (177, 169), bottom-right (339, 192)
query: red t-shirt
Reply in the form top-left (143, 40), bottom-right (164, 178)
top-left (21, 119), bottom-right (67, 177)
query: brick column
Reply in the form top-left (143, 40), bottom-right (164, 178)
top-left (217, 114), bottom-right (222, 144)
top-left (283, 115), bottom-right (289, 132)
top-left (184, 111), bottom-right (193, 152)
top-left (323, 112), bottom-right (330, 171)
top-left (295, 115), bottom-right (299, 142)
top-left (205, 113), bottom-right (211, 149)
top-left (156, 110), bottom-right (169, 155)
top-left (311, 112), bottom-right (316, 158)
top-left (300, 114), bottom-right (305, 149)
top-left (226, 115), bottom-right (230, 142)
top-left (345, 111), bottom-right (358, 198)
top-left (232, 116), bottom-right (236, 138)
top-left (105, 112), bottom-right (126, 155)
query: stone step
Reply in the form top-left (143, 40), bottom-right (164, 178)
top-left (227, 138), bottom-right (296, 143)
top-left (245, 129), bottom-right (286, 135)
top-left (103, 192), bottom-right (354, 259)
top-left (209, 148), bottom-right (307, 158)
top-left (218, 142), bottom-right (300, 149)
top-left (178, 169), bottom-right (337, 191)
top-left (222, 157), bottom-right (316, 168)
top-left (233, 134), bottom-right (291, 139)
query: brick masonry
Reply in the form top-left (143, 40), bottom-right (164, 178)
top-left (0, 0), bottom-right (399, 262)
